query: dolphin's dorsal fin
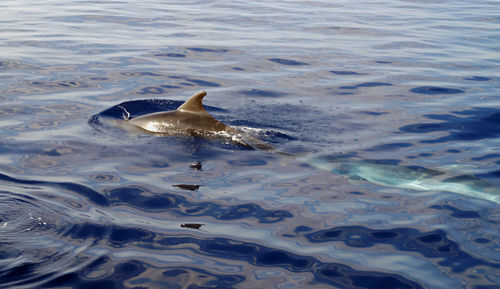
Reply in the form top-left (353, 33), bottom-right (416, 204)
top-left (177, 91), bottom-right (208, 114)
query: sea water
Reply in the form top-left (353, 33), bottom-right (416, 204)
top-left (0, 1), bottom-right (499, 288)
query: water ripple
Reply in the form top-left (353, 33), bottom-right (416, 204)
top-left (400, 108), bottom-right (500, 143)
top-left (1, 0), bottom-right (499, 288)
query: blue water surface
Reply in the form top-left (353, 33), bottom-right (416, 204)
top-left (0, 1), bottom-right (499, 288)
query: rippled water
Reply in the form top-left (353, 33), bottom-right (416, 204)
top-left (1, 1), bottom-right (499, 288)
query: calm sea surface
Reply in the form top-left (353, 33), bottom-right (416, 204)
top-left (0, 1), bottom-right (499, 288)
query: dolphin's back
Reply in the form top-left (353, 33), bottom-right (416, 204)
top-left (126, 91), bottom-right (230, 133)
top-left (124, 91), bottom-right (275, 150)
top-left (129, 110), bottom-right (228, 133)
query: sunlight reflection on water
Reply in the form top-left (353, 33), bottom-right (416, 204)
top-left (0, 0), bottom-right (499, 288)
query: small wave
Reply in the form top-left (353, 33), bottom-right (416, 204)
top-left (0, 191), bottom-right (85, 288)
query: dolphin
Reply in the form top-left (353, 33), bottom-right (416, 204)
top-left (122, 91), bottom-right (274, 151)
top-left (300, 154), bottom-right (500, 204)
top-left (112, 92), bottom-right (500, 203)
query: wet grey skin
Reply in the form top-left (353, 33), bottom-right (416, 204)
top-left (126, 91), bottom-right (274, 151)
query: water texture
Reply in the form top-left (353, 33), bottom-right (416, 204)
top-left (0, 1), bottom-right (499, 288)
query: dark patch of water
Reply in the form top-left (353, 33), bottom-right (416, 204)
top-left (330, 70), bottom-right (364, 75)
top-left (409, 86), bottom-right (464, 95)
top-left (187, 47), bottom-right (230, 53)
top-left (339, 82), bottom-right (393, 89)
top-left (477, 169), bottom-right (500, 180)
top-left (463, 76), bottom-right (491, 81)
top-left (154, 53), bottom-right (186, 58)
top-left (238, 89), bottom-right (286, 98)
top-left (268, 58), bottom-right (310, 66)
top-left (400, 108), bottom-right (500, 143)
top-left (158, 235), bottom-right (424, 289)
top-left (429, 204), bottom-right (480, 219)
top-left (364, 142), bottom-right (412, 152)
top-left (106, 185), bottom-right (292, 223)
top-left (471, 154), bottom-right (500, 161)
top-left (0, 172), bottom-right (108, 206)
top-left (160, 84), bottom-right (182, 89)
top-left (304, 226), bottom-right (500, 274)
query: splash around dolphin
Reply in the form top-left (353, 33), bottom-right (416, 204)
top-left (119, 91), bottom-right (274, 151)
